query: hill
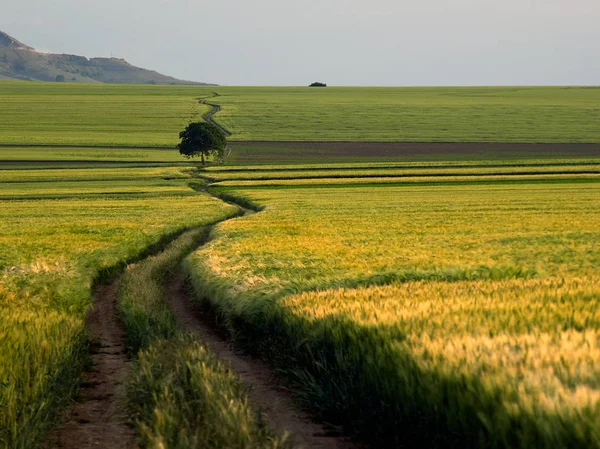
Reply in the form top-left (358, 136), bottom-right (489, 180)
top-left (0, 30), bottom-right (214, 85)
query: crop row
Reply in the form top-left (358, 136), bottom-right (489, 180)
top-left (205, 164), bottom-right (600, 181)
top-left (206, 157), bottom-right (600, 172)
top-left (0, 146), bottom-right (186, 165)
top-left (214, 173), bottom-right (600, 189)
top-left (0, 167), bottom-right (193, 183)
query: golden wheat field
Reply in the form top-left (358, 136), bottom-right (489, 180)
top-left (186, 180), bottom-right (600, 448)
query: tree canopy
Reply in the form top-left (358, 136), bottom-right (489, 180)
top-left (177, 122), bottom-right (227, 165)
top-left (309, 82), bottom-right (327, 87)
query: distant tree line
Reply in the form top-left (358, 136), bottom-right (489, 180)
top-left (309, 82), bottom-right (327, 87)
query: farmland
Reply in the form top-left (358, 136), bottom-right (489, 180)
top-left (197, 86), bottom-right (600, 142)
top-left (0, 147), bottom-right (187, 167)
top-left (2, 83), bottom-right (600, 148)
top-left (0, 83), bottom-right (212, 147)
top-left (0, 81), bottom-right (599, 449)
top-left (190, 180), bottom-right (600, 447)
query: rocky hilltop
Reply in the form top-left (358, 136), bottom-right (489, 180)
top-left (0, 30), bottom-right (214, 85)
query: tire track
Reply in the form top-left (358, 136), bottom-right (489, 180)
top-left (44, 280), bottom-right (135, 449)
top-left (167, 270), bottom-right (358, 449)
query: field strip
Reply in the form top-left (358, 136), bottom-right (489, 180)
top-left (44, 278), bottom-right (134, 449)
top-left (206, 159), bottom-right (600, 172)
top-left (0, 144), bottom-right (172, 149)
top-left (0, 160), bottom-right (186, 166)
top-left (212, 177), bottom-right (600, 191)
top-left (205, 170), bottom-right (600, 183)
top-left (199, 92), bottom-right (232, 137)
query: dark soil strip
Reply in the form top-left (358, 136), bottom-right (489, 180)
top-left (2, 142), bottom-right (599, 165)
top-left (44, 281), bottom-right (135, 449)
top-left (167, 272), bottom-right (358, 449)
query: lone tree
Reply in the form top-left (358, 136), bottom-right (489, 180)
top-left (309, 82), bottom-right (326, 87)
top-left (177, 122), bottom-right (227, 165)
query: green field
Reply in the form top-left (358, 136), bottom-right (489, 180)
top-left (0, 82), bottom-right (211, 147)
top-left (203, 86), bottom-right (600, 142)
top-left (0, 147), bottom-right (187, 167)
top-left (2, 83), bottom-right (600, 149)
top-left (0, 82), bottom-right (599, 449)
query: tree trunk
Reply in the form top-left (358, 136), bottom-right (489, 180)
top-left (201, 152), bottom-right (205, 165)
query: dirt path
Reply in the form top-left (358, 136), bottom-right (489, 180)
top-left (199, 92), bottom-right (232, 137)
top-left (167, 271), bottom-right (358, 449)
top-left (43, 193), bottom-right (356, 449)
top-left (44, 280), bottom-right (135, 449)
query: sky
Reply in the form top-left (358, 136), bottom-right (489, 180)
top-left (2, 0), bottom-right (599, 86)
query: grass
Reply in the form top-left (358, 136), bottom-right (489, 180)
top-left (206, 86), bottom-right (600, 142)
top-left (213, 174), bottom-right (600, 189)
top-left (118, 228), bottom-right (211, 352)
top-left (130, 338), bottom-right (289, 449)
top-left (0, 168), bottom-right (202, 200)
top-left (203, 164), bottom-right (600, 182)
top-left (1, 83), bottom-right (600, 149)
top-left (0, 168), bottom-right (236, 449)
top-left (0, 82), bottom-right (212, 147)
top-left (185, 179), bottom-right (600, 448)
top-left (118, 228), bottom-right (291, 448)
top-left (0, 179), bottom-right (197, 199)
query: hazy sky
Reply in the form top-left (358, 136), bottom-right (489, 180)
top-left (2, 0), bottom-right (599, 86)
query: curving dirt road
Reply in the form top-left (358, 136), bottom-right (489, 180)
top-left (167, 270), bottom-right (358, 449)
top-left (199, 92), bottom-right (232, 137)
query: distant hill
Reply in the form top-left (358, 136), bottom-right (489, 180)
top-left (0, 30), bottom-right (214, 85)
